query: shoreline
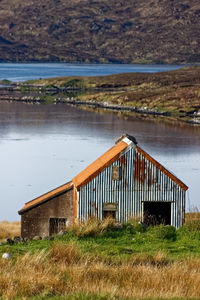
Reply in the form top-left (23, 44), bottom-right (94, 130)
top-left (1, 65), bottom-right (200, 126)
top-left (0, 88), bottom-right (199, 126)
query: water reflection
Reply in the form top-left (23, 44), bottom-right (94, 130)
top-left (0, 102), bottom-right (199, 220)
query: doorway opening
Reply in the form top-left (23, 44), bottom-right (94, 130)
top-left (143, 201), bottom-right (171, 226)
top-left (49, 218), bottom-right (67, 235)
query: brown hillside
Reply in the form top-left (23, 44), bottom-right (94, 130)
top-left (0, 0), bottom-right (200, 63)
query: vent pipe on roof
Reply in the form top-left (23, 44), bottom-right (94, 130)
top-left (115, 134), bottom-right (137, 145)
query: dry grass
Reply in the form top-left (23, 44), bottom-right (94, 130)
top-left (49, 242), bottom-right (82, 265)
top-left (185, 212), bottom-right (200, 223)
top-left (67, 217), bottom-right (115, 237)
top-left (0, 221), bottom-right (20, 240)
top-left (1, 217), bottom-right (200, 298)
top-left (0, 242), bottom-right (200, 299)
top-left (184, 211), bottom-right (200, 233)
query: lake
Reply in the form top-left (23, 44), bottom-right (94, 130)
top-left (0, 101), bottom-right (199, 221)
top-left (0, 63), bottom-right (199, 221)
top-left (0, 62), bottom-right (185, 82)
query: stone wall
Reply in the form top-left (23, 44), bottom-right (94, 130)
top-left (21, 187), bottom-right (74, 238)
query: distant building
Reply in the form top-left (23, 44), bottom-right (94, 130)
top-left (19, 134), bottom-right (188, 238)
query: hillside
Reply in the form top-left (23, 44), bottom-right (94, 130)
top-left (0, 0), bottom-right (200, 63)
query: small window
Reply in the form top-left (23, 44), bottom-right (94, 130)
top-left (103, 210), bottom-right (116, 220)
top-left (103, 203), bottom-right (117, 221)
top-left (112, 165), bottom-right (121, 180)
top-left (49, 218), bottom-right (67, 235)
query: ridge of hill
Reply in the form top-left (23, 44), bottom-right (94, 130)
top-left (0, 0), bottom-right (200, 63)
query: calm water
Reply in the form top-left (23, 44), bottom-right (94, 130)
top-left (0, 63), bottom-right (185, 82)
top-left (0, 102), bottom-right (199, 220)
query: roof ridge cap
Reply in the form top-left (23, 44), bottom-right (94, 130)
top-left (122, 137), bottom-right (134, 146)
top-left (115, 134), bottom-right (137, 145)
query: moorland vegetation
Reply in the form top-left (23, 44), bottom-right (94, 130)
top-left (0, 213), bottom-right (200, 299)
top-left (0, 0), bottom-right (200, 64)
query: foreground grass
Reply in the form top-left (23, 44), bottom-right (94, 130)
top-left (1, 215), bottom-right (200, 299)
top-left (1, 242), bottom-right (200, 299)
top-left (23, 296), bottom-right (194, 300)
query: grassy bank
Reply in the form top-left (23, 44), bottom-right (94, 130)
top-left (1, 215), bottom-right (200, 299)
top-left (22, 66), bottom-right (200, 123)
top-left (1, 66), bottom-right (200, 124)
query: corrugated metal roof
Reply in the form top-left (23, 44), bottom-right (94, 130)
top-left (72, 140), bottom-right (128, 189)
top-left (18, 181), bottom-right (73, 214)
top-left (72, 138), bottom-right (188, 191)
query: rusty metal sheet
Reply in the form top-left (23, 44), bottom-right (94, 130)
top-left (77, 143), bottom-right (186, 228)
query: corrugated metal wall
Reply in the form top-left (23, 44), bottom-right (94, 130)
top-left (77, 145), bottom-right (185, 228)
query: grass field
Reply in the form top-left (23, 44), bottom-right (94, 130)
top-left (1, 215), bottom-right (200, 299)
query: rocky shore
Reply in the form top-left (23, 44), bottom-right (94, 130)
top-left (0, 84), bottom-right (200, 125)
top-left (1, 65), bottom-right (200, 125)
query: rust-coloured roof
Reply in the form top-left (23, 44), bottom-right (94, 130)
top-left (72, 139), bottom-right (188, 191)
top-left (72, 140), bottom-right (128, 189)
top-left (136, 146), bottom-right (188, 191)
top-left (18, 181), bottom-right (73, 214)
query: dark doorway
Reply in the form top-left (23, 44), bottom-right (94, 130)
top-left (143, 202), bottom-right (171, 226)
top-left (103, 210), bottom-right (116, 220)
top-left (49, 218), bottom-right (67, 235)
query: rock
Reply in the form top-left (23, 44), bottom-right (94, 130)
top-left (2, 253), bottom-right (11, 259)
top-left (32, 236), bottom-right (42, 241)
top-left (138, 221), bottom-right (148, 228)
top-left (6, 238), bottom-right (14, 245)
top-left (13, 236), bottom-right (22, 243)
top-left (23, 237), bottom-right (30, 243)
top-left (57, 230), bottom-right (66, 236)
